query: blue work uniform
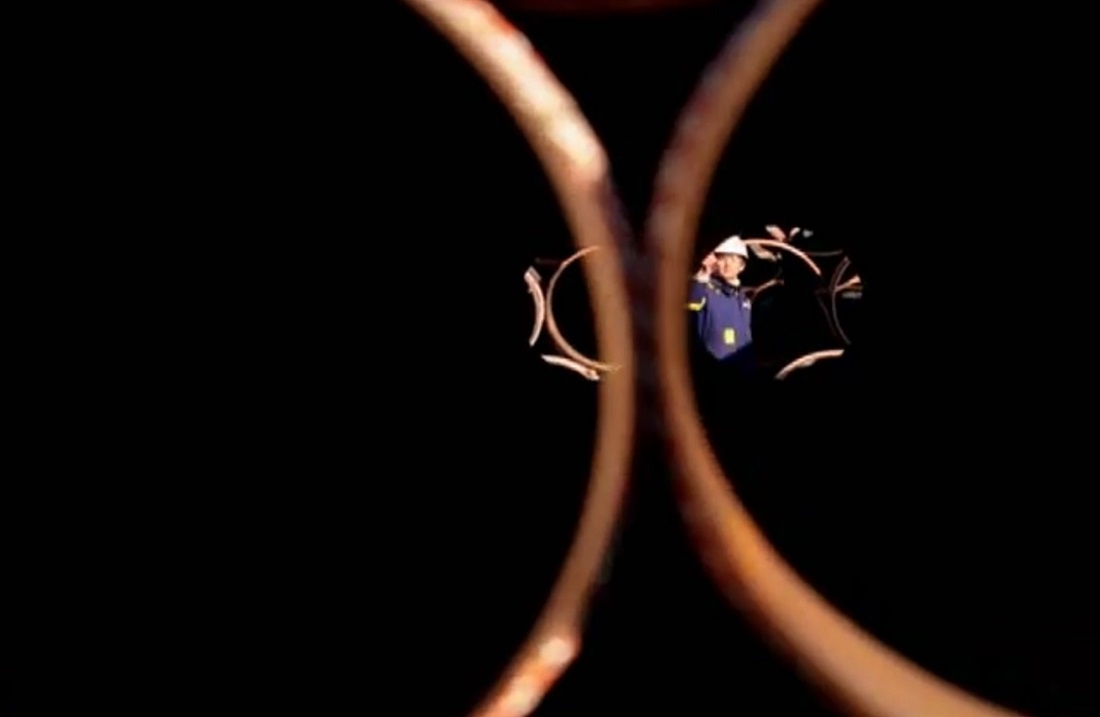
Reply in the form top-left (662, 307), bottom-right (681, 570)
top-left (688, 276), bottom-right (754, 364)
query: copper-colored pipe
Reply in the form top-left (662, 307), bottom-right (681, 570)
top-left (745, 277), bottom-right (783, 300)
top-left (745, 237), bottom-right (823, 276)
top-left (644, 0), bottom-right (1024, 714)
top-left (545, 246), bottom-right (619, 374)
top-left (829, 256), bottom-right (858, 346)
top-left (541, 354), bottom-right (602, 381)
top-left (526, 267), bottom-right (546, 347)
top-left (775, 348), bottom-right (844, 380)
top-left (829, 256), bottom-right (852, 289)
top-left (403, 3), bottom-right (636, 717)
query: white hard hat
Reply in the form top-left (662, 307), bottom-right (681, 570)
top-left (713, 235), bottom-right (748, 258)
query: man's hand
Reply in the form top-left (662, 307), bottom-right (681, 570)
top-left (694, 252), bottom-right (716, 281)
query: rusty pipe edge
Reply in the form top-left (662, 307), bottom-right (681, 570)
top-left (526, 267), bottom-right (546, 347)
top-left (643, 0), bottom-right (1027, 714)
top-left (545, 246), bottom-right (619, 374)
top-left (401, 2), bottom-right (636, 717)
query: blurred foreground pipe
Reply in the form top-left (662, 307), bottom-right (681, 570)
top-left (403, 2), bottom-right (636, 716)
top-left (644, 0), bottom-right (1025, 714)
top-left (829, 256), bottom-right (857, 345)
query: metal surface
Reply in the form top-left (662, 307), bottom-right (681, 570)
top-left (403, 2), bottom-right (636, 716)
top-left (745, 237), bottom-right (822, 276)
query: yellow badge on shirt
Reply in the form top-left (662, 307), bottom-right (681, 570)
top-left (723, 328), bottom-right (736, 345)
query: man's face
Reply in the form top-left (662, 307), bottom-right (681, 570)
top-left (714, 252), bottom-right (746, 282)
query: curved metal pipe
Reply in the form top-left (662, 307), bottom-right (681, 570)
top-left (745, 237), bottom-right (823, 277)
top-left (402, 3), bottom-right (636, 717)
top-left (775, 348), bottom-right (845, 380)
top-left (644, 0), bottom-right (1024, 713)
top-left (526, 267), bottom-right (546, 347)
top-left (545, 246), bottom-right (619, 374)
top-left (828, 256), bottom-right (858, 346)
top-left (541, 354), bottom-right (602, 381)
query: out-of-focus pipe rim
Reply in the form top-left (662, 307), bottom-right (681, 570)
top-left (644, 0), bottom-right (1025, 714)
top-left (402, 2), bottom-right (636, 716)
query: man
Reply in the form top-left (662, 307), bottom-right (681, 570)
top-left (688, 235), bottom-right (755, 368)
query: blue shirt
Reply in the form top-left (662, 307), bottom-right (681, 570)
top-left (688, 276), bottom-right (754, 363)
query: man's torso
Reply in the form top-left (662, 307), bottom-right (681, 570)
top-left (689, 278), bottom-right (753, 361)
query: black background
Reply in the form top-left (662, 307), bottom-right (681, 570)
top-left (7, 2), bottom-right (1094, 715)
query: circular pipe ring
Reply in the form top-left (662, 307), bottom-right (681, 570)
top-left (775, 348), bottom-right (844, 380)
top-left (403, 2), bottom-right (636, 716)
top-left (745, 237), bottom-right (823, 277)
top-left (643, 0), bottom-right (1024, 715)
top-left (545, 246), bottom-right (619, 374)
top-left (526, 267), bottom-right (546, 347)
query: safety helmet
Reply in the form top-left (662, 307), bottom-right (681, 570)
top-left (713, 235), bottom-right (749, 258)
